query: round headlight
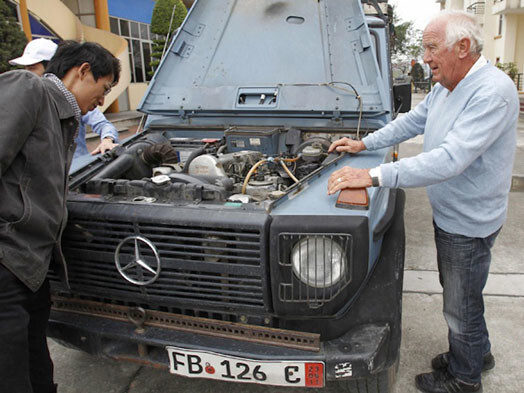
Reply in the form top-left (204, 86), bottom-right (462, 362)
top-left (291, 236), bottom-right (347, 288)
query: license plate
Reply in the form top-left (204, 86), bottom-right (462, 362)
top-left (166, 346), bottom-right (324, 387)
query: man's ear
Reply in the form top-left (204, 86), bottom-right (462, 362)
top-left (457, 38), bottom-right (471, 59)
top-left (78, 62), bottom-right (91, 80)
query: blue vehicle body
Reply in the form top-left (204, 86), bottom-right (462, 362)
top-left (49, 1), bottom-right (406, 391)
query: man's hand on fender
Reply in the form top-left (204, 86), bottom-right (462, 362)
top-left (328, 167), bottom-right (372, 195)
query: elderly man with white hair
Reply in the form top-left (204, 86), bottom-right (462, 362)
top-left (327, 11), bottom-right (519, 393)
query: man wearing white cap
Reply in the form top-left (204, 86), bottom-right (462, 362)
top-left (10, 38), bottom-right (120, 161)
top-left (8, 38), bottom-right (57, 75)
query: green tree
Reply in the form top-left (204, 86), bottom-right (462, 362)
top-left (390, 6), bottom-right (423, 72)
top-left (0, 0), bottom-right (28, 74)
top-left (149, 0), bottom-right (187, 76)
top-left (496, 62), bottom-right (519, 81)
top-left (411, 62), bottom-right (424, 82)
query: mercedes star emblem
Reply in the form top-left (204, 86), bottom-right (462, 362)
top-left (115, 235), bottom-right (161, 286)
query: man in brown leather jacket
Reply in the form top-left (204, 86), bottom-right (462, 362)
top-left (0, 41), bottom-right (120, 393)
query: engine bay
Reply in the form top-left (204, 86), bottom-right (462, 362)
top-left (81, 128), bottom-right (339, 204)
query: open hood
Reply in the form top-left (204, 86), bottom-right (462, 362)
top-left (139, 0), bottom-right (390, 125)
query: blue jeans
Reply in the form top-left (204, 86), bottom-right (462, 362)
top-left (434, 222), bottom-right (500, 384)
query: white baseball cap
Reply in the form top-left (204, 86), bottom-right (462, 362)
top-left (9, 38), bottom-right (58, 66)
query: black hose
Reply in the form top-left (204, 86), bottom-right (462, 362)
top-left (90, 154), bottom-right (136, 180)
top-left (90, 133), bottom-right (171, 181)
top-left (142, 143), bottom-right (178, 166)
top-left (181, 143), bottom-right (209, 174)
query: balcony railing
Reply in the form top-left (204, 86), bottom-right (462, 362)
top-left (516, 73), bottom-right (523, 92)
top-left (492, 0), bottom-right (524, 13)
top-left (467, 1), bottom-right (485, 14)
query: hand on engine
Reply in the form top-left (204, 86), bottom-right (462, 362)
top-left (91, 137), bottom-right (118, 155)
top-left (327, 137), bottom-right (366, 154)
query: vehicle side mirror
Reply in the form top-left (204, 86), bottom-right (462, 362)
top-left (393, 83), bottom-right (412, 114)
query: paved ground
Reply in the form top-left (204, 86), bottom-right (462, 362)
top-left (52, 93), bottom-right (524, 392)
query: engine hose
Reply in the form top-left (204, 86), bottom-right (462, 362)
top-left (182, 143), bottom-right (209, 174)
top-left (217, 145), bottom-right (227, 154)
top-left (90, 140), bottom-right (155, 181)
top-left (241, 159), bottom-right (267, 194)
top-left (142, 143), bottom-right (178, 166)
top-left (282, 155), bottom-right (301, 163)
top-left (89, 133), bottom-right (172, 181)
top-left (241, 158), bottom-right (300, 194)
top-left (90, 154), bottom-right (136, 181)
top-left (279, 160), bottom-right (299, 183)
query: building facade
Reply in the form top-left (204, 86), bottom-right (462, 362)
top-left (11, 0), bottom-right (193, 112)
top-left (437, 0), bottom-right (523, 91)
top-left (62, 0), bottom-right (158, 111)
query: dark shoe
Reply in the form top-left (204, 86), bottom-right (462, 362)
top-left (415, 370), bottom-right (482, 393)
top-left (431, 352), bottom-right (495, 372)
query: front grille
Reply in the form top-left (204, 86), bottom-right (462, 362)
top-left (55, 210), bottom-right (268, 312)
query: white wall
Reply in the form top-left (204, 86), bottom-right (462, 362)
top-left (128, 83), bottom-right (149, 111)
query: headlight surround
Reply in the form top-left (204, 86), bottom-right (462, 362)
top-left (290, 236), bottom-right (347, 288)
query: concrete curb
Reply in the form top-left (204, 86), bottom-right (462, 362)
top-left (511, 174), bottom-right (524, 191)
top-left (404, 270), bottom-right (524, 297)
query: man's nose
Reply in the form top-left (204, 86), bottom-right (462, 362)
top-left (98, 96), bottom-right (105, 106)
top-left (423, 49), bottom-right (431, 64)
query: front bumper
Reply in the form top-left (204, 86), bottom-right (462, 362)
top-left (48, 309), bottom-right (392, 383)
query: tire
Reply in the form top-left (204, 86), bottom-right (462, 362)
top-left (333, 357), bottom-right (399, 393)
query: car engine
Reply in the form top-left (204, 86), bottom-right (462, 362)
top-left (82, 130), bottom-right (333, 204)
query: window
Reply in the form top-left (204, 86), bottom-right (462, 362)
top-left (110, 18), bottom-right (119, 35)
top-left (130, 21), bottom-right (139, 39)
top-left (28, 14), bottom-right (59, 41)
top-left (498, 15), bottom-right (504, 36)
top-left (119, 19), bottom-right (130, 37)
top-left (140, 23), bottom-right (149, 41)
top-left (9, 0), bottom-right (59, 41)
top-left (110, 16), bottom-right (156, 83)
top-left (6, 0), bottom-right (21, 23)
top-left (142, 42), bottom-right (153, 78)
top-left (61, 0), bottom-right (95, 27)
top-left (131, 39), bottom-right (144, 82)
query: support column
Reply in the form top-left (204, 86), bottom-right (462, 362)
top-left (94, 0), bottom-right (110, 31)
top-left (19, 0), bottom-right (32, 42)
top-left (94, 0), bottom-right (119, 112)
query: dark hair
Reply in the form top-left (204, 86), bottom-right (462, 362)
top-left (40, 60), bottom-right (49, 69)
top-left (46, 40), bottom-right (120, 85)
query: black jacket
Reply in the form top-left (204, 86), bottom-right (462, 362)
top-left (0, 71), bottom-right (78, 292)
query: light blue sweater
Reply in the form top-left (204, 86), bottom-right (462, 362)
top-left (363, 63), bottom-right (518, 237)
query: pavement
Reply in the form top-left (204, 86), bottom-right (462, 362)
top-left (49, 93), bottom-right (524, 393)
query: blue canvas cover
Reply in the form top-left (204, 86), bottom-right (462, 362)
top-left (139, 0), bottom-right (389, 124)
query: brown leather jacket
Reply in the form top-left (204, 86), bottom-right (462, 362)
top-left (0, 71), bottom-right (78, 291)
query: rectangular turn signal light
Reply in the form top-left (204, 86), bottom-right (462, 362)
top-left (335, 188), bottom-right (369, 210)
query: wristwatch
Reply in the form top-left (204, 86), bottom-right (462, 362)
top-left (368, 167), bottom-right (381, 187)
